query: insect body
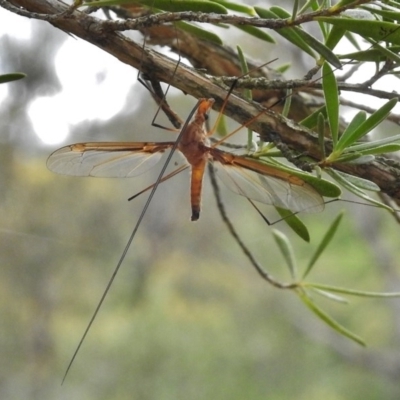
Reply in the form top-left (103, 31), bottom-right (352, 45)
top-left (47, 99), bottom-right (324, 220)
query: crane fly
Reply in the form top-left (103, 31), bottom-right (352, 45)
top-left (47, 98), bottom-right (325, 219)
top-left (48, 97), bottom-right (326, 383)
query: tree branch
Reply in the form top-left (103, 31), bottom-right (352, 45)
top-left (4, 0), bottom-right (400, 202)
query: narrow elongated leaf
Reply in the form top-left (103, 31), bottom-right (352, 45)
top-left (236, 46), bottom-right (253, 149)
top-left (340, 45), bottom-right (400, 63)
top-left (297, 290), bottom-right (366, 346)
top-left (276, 63), bottom-right (291, 73)
top-left (300, 105), bottom-right (327, 129)
top-left (0, 73), bottom-right (26, 84)
top-left (259, 158), bottom-right (341, 198)
top-left (282, 88), bottom-right (292, 118)
top-left (235, 25), bottom-right (275, 43)
top-left (355, 143), bottom-right (400, 156)
top-left (335, 111), bottom-right (367, 152)
top-left (316, 17), bottom-right (400, 46)
top-left (344, 31), bottom-right (361, 51)
top-left (276, 207), bottom-right (310, 242)
top-left (362, 6), bottom-right (400, 22)
top-left (335, 98), bottom-right (398, 152)
top-left (330, 170), bottom-right (380, 192)
top-left (318, 113), bottom-right (326, 159)
top-left (255, 7), bottom-right (316, 59)
top-left (344, 134), bottom-right (400, 155)
top-left (302, 211), bottom-right (343, 279)
top-left (326, 168), bottom-right (393, 212)
top-left (212, 0), bottom-right (256, 15)
top-left (272, 229), bottom-right (297, 279)
top-left (329, 152), bottom-right (364, 163)
top-left (344, 155), bottom-right (375, 164)
top-left (324, 25), bottom-right (346, 51)
top-left (304, 282), bottom-right (400, 297)
top-left (322, 62), bottom-right (339, 146)
top-left (310, 288), bottom-right (349, 304)
top-left (175, 21), bottom-right (223, 45)
top-left (270, 6), bottom-right (342, 68)
top-left (298, 29), bottom-right (343, 68)
top-left (364, 40), bottom-right (400, 65)
top-left (237, 46), bottom-right (251, 99)
top-left (291, 0), bottom-right (299, 21)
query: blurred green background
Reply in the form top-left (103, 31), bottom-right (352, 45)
top-left (1, 5), bottom-right (400, 400)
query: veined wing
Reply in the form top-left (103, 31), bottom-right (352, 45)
top-left (210, 149), bottom-right (324, 213)
top-left (47, 142), bottom-right (175, 178)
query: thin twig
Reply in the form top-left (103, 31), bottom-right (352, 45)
top-left (207, 163), bottom-right (295, 289)
top-left (213, 76), bottom-right (400, 101)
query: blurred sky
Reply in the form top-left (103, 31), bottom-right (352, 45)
top-left (0, 7), bottom-right (137, 144)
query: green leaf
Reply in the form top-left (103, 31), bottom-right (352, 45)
top-left (326, 168), bottom-right (393, 212)
top-left (237, 45), bottom-right (250, 85)
top-left (316, 17), bottom-right (400, 46)
top-left (272, 229), bottom-right (297, 279)
top-left (299, 105), bottom-right (327, 129)
top-left (275, 63), bottom-right (291, 74)
top-left (322, 62), bottom-right (339, 146)
top-left (275, 207), bottom-right (310, 242)
top-left (297, 289), bottom-right (366, 346)
top-left (258, 157), bottom-right (342, 198)
top-left (324, 25), bottom-right (346, 51)
top-left (328, 170), bottom-right (380, 192)
top-left (363, 6), bottom-right (400, 22)
top-left (236, 45), bottom-right (253, 150)
top-left (344, 155), bottom-right (375, 164)
top-left (310, 288), bottom-right (349, 304)
top-left (84, 0), bottom-right (229, 13)
top-left (344, 31), bottom-right (361, 51)
top-left (355, 143), bottom-right (400, 156)
top-left (334, 98), bottom-right (398, 152)
top-left (215, 114), bottom-right (229, 137)
top-left (270, 6), bottom-right (342, 69)
top-left (305, 282), bottom-right (400, 298)
top-left (298, 29), bottom-right (343, 68)
top-left (291, 0), bottom-right (299, 21)
top-left (235, 25), bottom-right (275, 43)
top-left (255, 7), bottom-right (316, 59)
top-left (331, 152), bottom-right (367, 164)
top-left (281, 88), bottom-right (292, 118)
top-left (339, 46), bottom-right (400, 63)
top-left (175, 21), bottom-right (223, 45)
top-left (318, 112), bottom-right (326, 160)
top-left (0, 73), bottom-right (26, 84)
top-left (212, 0), bottom-right (256, 15)
top-left (302, 211), bottom-right (343, 279)
top-left (363, 41), bottom-right (400, 65)
top-left (335, 111), bottom-right (367, 152)
top-left (341, 133), bottom-right (400, 153)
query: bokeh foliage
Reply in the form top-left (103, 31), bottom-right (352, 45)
top-left (2, 0), bottom-right (400, 399)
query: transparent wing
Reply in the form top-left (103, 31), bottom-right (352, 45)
top-left (47, 142), bottom-right (175, 178)
top-left (213, 161), bottom-right (324, 213)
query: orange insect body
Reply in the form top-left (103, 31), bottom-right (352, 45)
top-left (177, 99), bottom-right (214, 220)
top-left (47, 98), bottom-right (324, 221)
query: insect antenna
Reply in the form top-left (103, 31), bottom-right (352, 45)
top-left (61, 99), bottom-right (203, 384)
